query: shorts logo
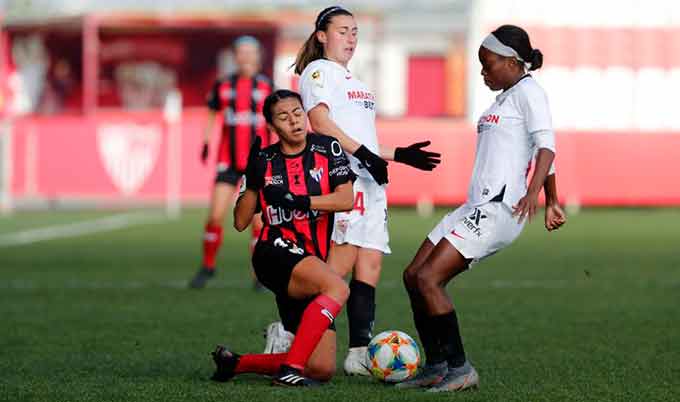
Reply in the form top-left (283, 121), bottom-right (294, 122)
top-left (462, 208), bottom-right (487, 237)
top-left (451, 230), bottom-right (465, 240)
top-left (274, 237), bottom-right (305, 255)
top-left (469, 208), bottom-right (487, 225)
top-left (309, 167), bottom-right (323, 182)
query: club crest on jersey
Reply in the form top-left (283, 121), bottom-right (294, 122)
top-left (309, 167), bottom-right (324, 182)
top-left (97, 122), bottom-right (161, 196)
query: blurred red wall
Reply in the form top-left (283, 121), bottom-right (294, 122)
top-left (6, 111), bottom-right (680, 206)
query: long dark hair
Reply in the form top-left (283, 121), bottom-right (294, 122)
top-left (492, 25), bottom-right (543, 71)
top-left (293, 6), bottom-right (354, 75)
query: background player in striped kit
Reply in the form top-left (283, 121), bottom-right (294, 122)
top-left (211, 89), bottom-right (355, 386)
top-left (398, 25), bottom-right (567, 392)
top-left (189, 36), bottom-right (273, 289)
top-left (291, 6), bottom-right (441, 375)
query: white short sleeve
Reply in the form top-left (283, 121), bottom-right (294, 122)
top-left (520, 82), bottom-right (555, 153)
top-left (300, 62), bottom-right (335, 112)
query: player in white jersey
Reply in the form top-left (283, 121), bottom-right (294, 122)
top-left (397, 25), bottom-right (567, 392)
top-left (264, 6), bottom-right (441, 375)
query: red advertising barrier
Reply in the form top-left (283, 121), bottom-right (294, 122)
top-left (4, 111), bottom-right (680, 207)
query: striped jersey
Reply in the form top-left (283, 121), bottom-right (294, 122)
top-left (255, 133), bottom-right (355, 260)
top-left (207, 73), bottom-right (273, 172)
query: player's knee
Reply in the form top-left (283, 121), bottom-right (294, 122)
top-left (415, 267), bottom-right (438, 294)
top-left (402, 266), bottom-right (419, 292)
top-left (305, 360), bottom-right (336, 381)
top-left (324, 275), bottom-right (349, 305)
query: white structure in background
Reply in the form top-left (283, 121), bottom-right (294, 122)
top-left (469, 0), bottom-right (680, 131)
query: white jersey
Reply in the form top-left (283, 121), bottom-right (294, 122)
top-left (300, 59), bottom-right (379, 179)
top-left (469, 75), bottom-right (555, 208)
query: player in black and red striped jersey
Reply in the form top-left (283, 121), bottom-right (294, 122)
top-left (190, 36), bottom-right (274, 289)
top-left (210, 89), bottom-right (355, 386)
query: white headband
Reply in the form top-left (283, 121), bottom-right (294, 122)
top-left (481, 33), bottom-right (531, 70)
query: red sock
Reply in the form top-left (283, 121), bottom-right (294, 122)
top-left (284, 294), bottom-right (343, 370)
top-left (202, 223), bottom-right (223, 269)
top-left (235, 353), bottom-right (287, 375)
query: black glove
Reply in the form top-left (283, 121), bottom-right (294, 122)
top-left (263, 185), bottom-right (311, 211)
top-left (354, 145), bottom-right (389, 185)
top-left (244, 136), bottom-right (263, 191)
top-left (394, 141), bottom-right (441, 171)
top-left (200, 143), bottom-right (209, 164)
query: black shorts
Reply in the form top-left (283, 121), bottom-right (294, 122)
top-left (252, 240), bottom-right (335, 334)
top-left (215, 166), bottom-right (243, 185)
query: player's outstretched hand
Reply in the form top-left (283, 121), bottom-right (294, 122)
top-left (512, 191), bottom-right (540, 224)
top-left (244, 137), bottom-right (263, 191)
top-left (201, 142), bottom-right (209, 164)
top-left (394, 141), bottom-right (442, 171)
top-left (263, 185), bottom-right (311, 211)
top-left (354, 145), bottom-right (389, 185)
top-left (544, 203), bottom-right (567, 231)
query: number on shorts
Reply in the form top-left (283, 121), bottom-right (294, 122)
top-left (353, 191), bottom-right (365, 215)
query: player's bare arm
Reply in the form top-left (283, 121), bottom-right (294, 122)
top-left (512, 147), bottom-right (554, 223)
top-left (308, 104), bottom-right (361, 152)
top-left (201, 110), bottom-right (218, 163)
top-left (543, 173), bottom-right (566, 231)
top-left (233, 188), bottom-right (258, 232)
top-left (309, 181), bottom-right (353, 212)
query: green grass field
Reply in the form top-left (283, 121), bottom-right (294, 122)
top-left (1, 207), bottom-right (679, 402)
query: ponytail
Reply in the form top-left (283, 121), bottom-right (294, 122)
top-left (293, 33), bottom-right (325, 75)
top-left (293, 6), bottom-right (354, 75)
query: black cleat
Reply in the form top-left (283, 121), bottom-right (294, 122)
top-left (210, 345), bottom-right (240, 382)
top-left (189, 267), bottom-right (215, 289)
top-left (272, 365), bottom-right (322, 387)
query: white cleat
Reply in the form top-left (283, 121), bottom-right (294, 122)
top-left (343, 346), bottom-right (371, 376)
top-left (263, 322), bottom-right (294, 354)
top-left (426, 361), bottom-right (479, 392)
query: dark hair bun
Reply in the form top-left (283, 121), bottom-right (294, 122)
top-left (529, 49), bottom-right (543, 71)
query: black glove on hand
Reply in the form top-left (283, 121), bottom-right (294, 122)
top-left (354, 145), bottom-right (389, 185)
top-left (263, 185), bottom-right (311, 211)
top-left (394, 141), bottom-right (441, 171)
top-left (244, 136), bottom-right (263, 191)
top-left (200, 143), bottom-right (209, 164)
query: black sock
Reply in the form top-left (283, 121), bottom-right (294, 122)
top-left (413, 308), bottom-right (439, 365)
top-left (431, 310), bottom-right (466, 368)
top-left (347, 279), bottom-right (376, 348)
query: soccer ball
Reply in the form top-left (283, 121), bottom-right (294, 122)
top-left (367, 330), bottom-right (420, 383)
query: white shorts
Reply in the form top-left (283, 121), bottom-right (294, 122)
top-left (332, 176), bottom-right (391, 254)
top-left (427, 202), bottom-right (524, 264)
